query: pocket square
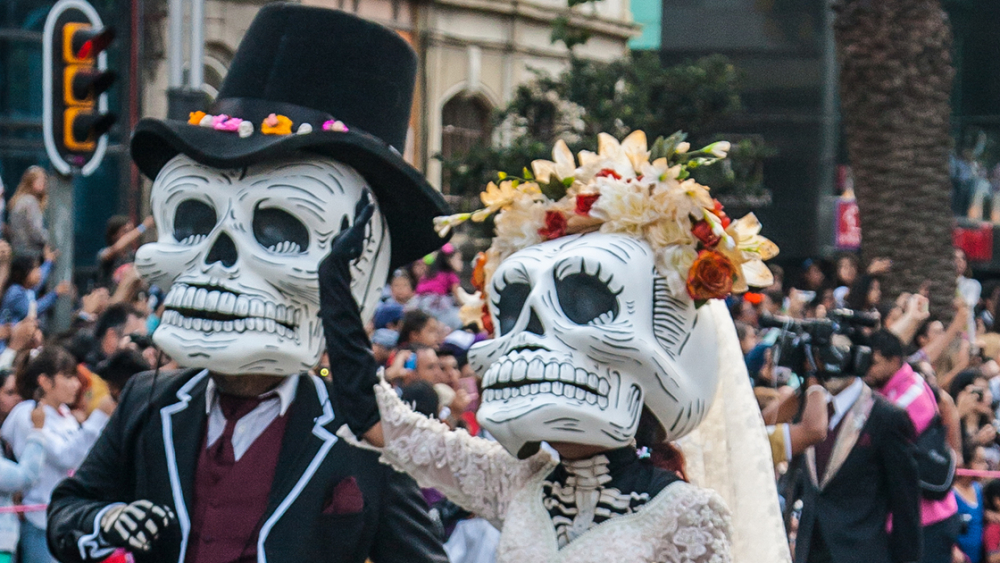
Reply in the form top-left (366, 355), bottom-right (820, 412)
top-left (323, 476), bottom-right (365, 515)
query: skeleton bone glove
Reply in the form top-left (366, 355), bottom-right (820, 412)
top-left (99, 500), bottom-right (176, 552)
top-left (319, 194), bottom-right (381, 437)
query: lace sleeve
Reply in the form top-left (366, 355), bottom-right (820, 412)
top-left (653, 487), bottom-right (732, 563)
top-left (375, 381), bottom-right (553, 528)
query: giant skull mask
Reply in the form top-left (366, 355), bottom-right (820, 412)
top-left (134, 154), bottom-right (391, 376)
top-left (468, 233), bottom-right (719, 456)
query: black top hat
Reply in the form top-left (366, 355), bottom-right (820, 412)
top-left (130, 3), bottom-right (450, 268)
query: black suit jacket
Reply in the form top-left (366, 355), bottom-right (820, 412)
top-left (795, 384), bottom-right (922, 563)
top-left (47, 369), bottom-right (448, 563)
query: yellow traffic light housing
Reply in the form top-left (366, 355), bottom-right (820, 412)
top-left (63, 107), bottom-right (95, 151)
top-left (44, 1), bottom-right (117, 175)
top-left (62, 22), bottom-right (94, 64)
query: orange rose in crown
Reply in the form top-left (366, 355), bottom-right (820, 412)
top-left (687, 250), bottom-right (738, 302)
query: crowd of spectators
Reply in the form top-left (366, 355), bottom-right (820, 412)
top-left (738, 247), bottom-right (1000, 563)
top-left (0, 166), bottom-right (167, 563)
top-left (10, 161), bottom-right (1000, 563)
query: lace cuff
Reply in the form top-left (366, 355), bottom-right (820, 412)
top-left (653, 487), bottom-right (733, 563)
top-left (375, 381), bottom-right (553, 526)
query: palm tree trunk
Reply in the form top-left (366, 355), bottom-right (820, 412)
top-left (834, 0), bottom-right (956, 315)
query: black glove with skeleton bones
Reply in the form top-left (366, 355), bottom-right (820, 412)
top-left (99, 499), bottom-right (176, 552)
top-left (318, 193), bottom-right (381, 437)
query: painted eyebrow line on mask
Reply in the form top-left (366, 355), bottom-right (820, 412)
top-left (241, 180), bottom-right (328, 209)
top-left (158, 169), bottom-right (213, 198)
top-left (552, 246), bottom-right (631, 280)
top-left (253, 165), bottom-right (349, 197)
top-left (240, 195), bottom-right (326, 224)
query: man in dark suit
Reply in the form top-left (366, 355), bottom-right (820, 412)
top-left (47, 5), bottom-right (450, 563)
top-left (47, 369), bottom-right (446, 563)
top-left (795, 374), bottom-right (922, 563)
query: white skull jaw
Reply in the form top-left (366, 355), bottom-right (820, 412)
top-left (134, 154), bottom-right (391, 376)
top-left (468, 233), bottom-right (719, 457)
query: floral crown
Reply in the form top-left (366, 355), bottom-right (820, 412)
top-left (437, 131), bottom-right (778, 330)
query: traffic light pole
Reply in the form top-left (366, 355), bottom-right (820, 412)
top-left (47, 172), bottom-right (75, 334)
top-left (42, 0), bottom-right (118, 332)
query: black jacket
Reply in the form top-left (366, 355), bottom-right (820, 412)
top-left (795, 384), bottom-right (922, 563)
top-left (47, 368), bottom-right (448, 563)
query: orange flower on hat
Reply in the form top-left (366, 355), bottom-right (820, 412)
top-left (188, 111), bottom-right (207, 125)
top-left (261, 113), bottom-right (293, 135)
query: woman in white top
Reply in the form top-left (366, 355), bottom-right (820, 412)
top-left (0, 347), bottom-right (112, 563)
top-left (0, 368), bottom-right (47, 563)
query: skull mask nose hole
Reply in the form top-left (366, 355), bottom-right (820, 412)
top-left (206, 232), bottom-right (238, 268)
top-left (525, 307), bottom-right (545, 336)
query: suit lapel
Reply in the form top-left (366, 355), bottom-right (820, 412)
top-left (258, 375), bottom-right (340, 560)
top-left (266, 375), bottom-right (325, 510)
top-left (820, 384), bottom-right (874, 489)
top-left (159, 369), bottom-right (210, 563)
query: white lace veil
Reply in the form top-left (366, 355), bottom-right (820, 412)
top-left (677, 300), bottom-right (793, 563)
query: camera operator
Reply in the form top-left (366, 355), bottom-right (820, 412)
top-left (759, 373), bottom-right (829, 468)
top-left (792, 331), bottom-right (922, 563)
top-left (866, 330), bottom-right (960, 563)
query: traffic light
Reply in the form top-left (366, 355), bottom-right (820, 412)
top-left (43, 0), bottom-right (117, 176)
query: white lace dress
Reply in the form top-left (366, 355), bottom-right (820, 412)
top-left (373, 382), bottom-right (733, 563)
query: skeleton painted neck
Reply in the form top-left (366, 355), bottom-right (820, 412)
top-left (135, 154), bottom-right (391, 376)
top-left (468, 233), bottom-right (720, 456)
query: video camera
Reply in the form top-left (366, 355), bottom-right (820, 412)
top-left (759, 309), bottom-right (880, 380)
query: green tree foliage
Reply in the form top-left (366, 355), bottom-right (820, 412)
top-left (438, 52), bottom-right (748, 208)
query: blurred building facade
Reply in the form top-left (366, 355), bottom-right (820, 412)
top-left (637, 0), bottom-right (1000, 263)
top-left (140, 0), bottom-right (638, 190)
top-left (0, 0), bottom-right (636, 266)
top-left (636, 0), bottom-right (833, 262)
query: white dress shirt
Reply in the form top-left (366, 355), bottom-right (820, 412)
top-left (203, 373), bottom-right (299, 461)
top-left (827, 377), bottom-right (864, 430)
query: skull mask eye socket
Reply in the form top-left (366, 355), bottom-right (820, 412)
top-left (173, 199), bottom-right (217, 245)
top-left (496, 282), bottom-right (531, 335)
top-left (253, 205), bottom-right (309, 254)
top-left (555, 270), bottom-right (620, 325)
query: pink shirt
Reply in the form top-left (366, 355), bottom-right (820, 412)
top-left (415, 272), bottom-right (459, 296)
top-left (880, 363), bottom-right (958, 526)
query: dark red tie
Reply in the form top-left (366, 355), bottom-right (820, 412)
top-left (212, 394), bottom-right (263, 466)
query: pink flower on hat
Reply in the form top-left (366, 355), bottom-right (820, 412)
top-left (322, 120), bottom-right (349, 133)
top-left (212, 115), bottom-right (244, 132)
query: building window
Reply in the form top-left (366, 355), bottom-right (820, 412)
top-left (441, 94), bottom-right (491, 195)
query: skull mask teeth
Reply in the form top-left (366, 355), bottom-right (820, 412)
top-left (135, 154), bottom-right (391, 376)
top-left (468, 233), bottom-right (719, 455)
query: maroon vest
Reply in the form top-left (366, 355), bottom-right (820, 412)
top-left (185, 412), bottom-right (290, 563)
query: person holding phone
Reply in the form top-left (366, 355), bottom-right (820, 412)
top-left (950, 370), bottom-right (1000, 456)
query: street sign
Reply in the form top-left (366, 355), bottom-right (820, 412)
top-left (834, 198), bottom-right (861, 250)
top-left (42, 0), bottom-right (117, 176)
